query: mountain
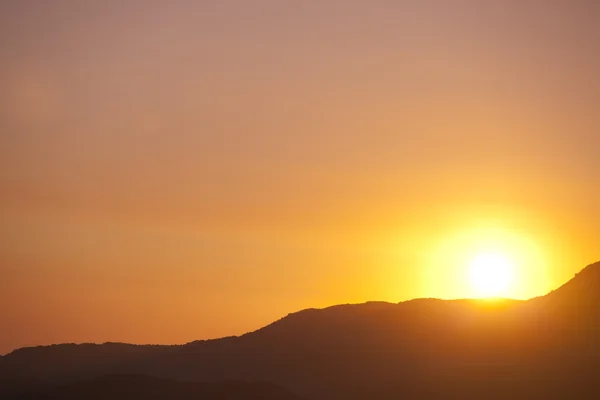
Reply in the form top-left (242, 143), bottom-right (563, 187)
top-left (0, 374), bottom-right (304, 400)
top-left (2, 262), bottom-right (600, 399)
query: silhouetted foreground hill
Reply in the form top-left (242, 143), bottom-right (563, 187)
top-left (2, 262), bottom-right (600, 399)
top-left (0, 374), bottom-right (304, 400)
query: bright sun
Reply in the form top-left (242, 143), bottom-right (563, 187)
top-left (468, 252), bottom-right (514, 298)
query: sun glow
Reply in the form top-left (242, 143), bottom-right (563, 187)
top-left (419, 222), bottom-right (552, 300)
top-left (468, 252), bottom-right (514, 298)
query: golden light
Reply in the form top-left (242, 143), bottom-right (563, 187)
top-left (468, 252), bottom-right (514, 298)
top-left (418, 222), bottom-right (552, 300)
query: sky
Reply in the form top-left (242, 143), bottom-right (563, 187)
top-left (1, 0), bottom-right (599, 354)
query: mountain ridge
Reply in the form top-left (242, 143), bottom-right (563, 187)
top-left (6, 262), bottom-right (599, 357)
top-left (2, 261), bottom-right (600, 399)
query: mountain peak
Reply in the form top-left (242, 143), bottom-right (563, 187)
top-left (541, 261), bottom-right (600, 306)
top-left (578, 260), bottom-right (600, 274)
top-left (566, 261), bottom-right (600, 285)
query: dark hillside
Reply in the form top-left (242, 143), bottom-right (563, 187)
top-left (2, 262), bottom-right (600, 399)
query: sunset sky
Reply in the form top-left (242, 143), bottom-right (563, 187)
top-left (1, 1), bottom-right (599, 354)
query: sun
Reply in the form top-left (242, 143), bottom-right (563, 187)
top-left (468, 252), bottom-right (514, 298)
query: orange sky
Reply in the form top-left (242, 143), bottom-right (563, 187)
top-left (1, 1), bottom-right (599, 355)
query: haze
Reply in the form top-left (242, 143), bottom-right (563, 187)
top-left (1, 1), bottom-right (599, 355)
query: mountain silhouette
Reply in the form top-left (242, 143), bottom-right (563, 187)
top-left (0, 374), bottom-right (303, 400)
top-left (2, 262), bottom-right (600, 399)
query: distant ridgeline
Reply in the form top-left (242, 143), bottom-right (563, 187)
top-left (2, 262), bottom-right (600, 400)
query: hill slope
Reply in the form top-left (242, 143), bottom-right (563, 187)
top-left (0, 374), bottom-right (304, 400)
top-left (2, 262), bottom-right (600, 399)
